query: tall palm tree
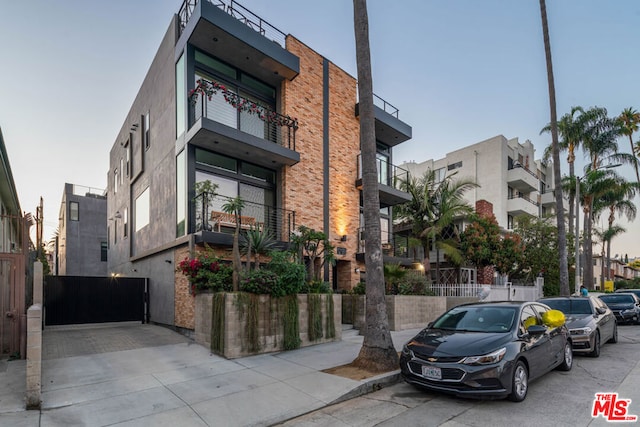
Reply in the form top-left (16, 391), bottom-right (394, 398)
top-left (592, 175), bottom-right (638, 282)
top-left (619, 107), bottom-right (640, 182)
top-left (578, 106), bottom-right (634, 288)
top-left (540, 106), bottom-right (585, 236)
top-left (539, 0), bottom-right (570, 296)
top-left (351, 0), bottom-right (397, 373)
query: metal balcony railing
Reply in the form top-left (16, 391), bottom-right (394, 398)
top-left (190, 78), bottom-right (298, 150)
top-left (508, 193), bottom-right (539, 207)
top-left (373, 93), bottom-right (399, 118)
top-left (356, 154), bottom-right (409, 189)
top-left (357, 228), bottom-right (415, 259)
top-left (194, 192), bottom-right (295, 242)
top-left (178, 0), bottom-right (287, 47)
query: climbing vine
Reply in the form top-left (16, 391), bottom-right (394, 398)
top-left (210, 293), bottom-right (226, 353)
top-left (308, 294), bottom-right (323, 341)
top-left (282, 295), bottom-right (301, 350)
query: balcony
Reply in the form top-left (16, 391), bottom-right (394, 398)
top-left (188, 79), bottom-right (300, 168)
top-left (540, 189), bottom-right (555, 207)
top-left (177, 0), bottom-right (299, 87)
top-left (193, 192), bottom-right (295, 245)
top-left (355, 94), bottom-right (412, 147)
top-left (355, 154), bottom-right (412, 207)
top-left (507, 193), bottom-right (539, 217)
top-left (356, 228), bottom-right (416, 266)
top-left (507, 164), bottom-right (538, 193)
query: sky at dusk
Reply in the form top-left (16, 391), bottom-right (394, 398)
top-left (1, 0), bottom-right (639, 257)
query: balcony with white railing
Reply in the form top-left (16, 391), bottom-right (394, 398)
top-left (507, 164), bottom-right (538, 193)
top-left (507, 193), bottom-right (539, 217)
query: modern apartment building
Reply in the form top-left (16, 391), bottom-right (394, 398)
top-left (592, 255), bottom-right (640, 289)
top-left (400, 134), bottom-right (561, 232)
top-left (106, 0), bottom-right (412, 331)
top-left (55, 183), bottom-right (107, 276)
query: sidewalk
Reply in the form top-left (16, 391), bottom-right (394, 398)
top-left (0, 323), bottom-right (421, 427)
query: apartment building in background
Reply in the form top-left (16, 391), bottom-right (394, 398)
top-left (106, 0), bottom-right (412, 332)
top-left (400, 134), bottom-right (562, 232)
top-left (55, 183), bottom-right (107, 276)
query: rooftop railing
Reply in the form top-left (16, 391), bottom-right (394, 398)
top-left (194, 192), bottom-right (295, 242)
top-left (189, 78), bottom-right (298, 150)
top-left (178, 0), bottom-right (287, 47)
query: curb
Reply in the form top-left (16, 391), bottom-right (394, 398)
top-left (329, 370), bottom-right (402, 405)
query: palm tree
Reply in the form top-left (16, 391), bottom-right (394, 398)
top-left (592, 175), bottom-right (638, 283)
top-left (241, 227), bottom-right (277, 271)
top-left (396, 170), bottom-right (477, 282)
top-left (540, 106), bottom-right (585, 236)
top-left (351, 0), bottom-right (397, 373)
top-left (539, 0), bottom-right (570, 296)
top-left (578, 106), bottom-right (635, 288)
top-left (619, 107), bottom-right (640, 182)
top-left (221, 196), bottom-right (245, 291)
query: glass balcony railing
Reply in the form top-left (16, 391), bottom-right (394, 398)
top-left (356, 154), bottom-right (409, 189)
top-left (357, 228), bottom-right (418, 259)
top-left (194, 192), bottom-right (295, 242)
top-left (189, 78), bottom-right (298, 150)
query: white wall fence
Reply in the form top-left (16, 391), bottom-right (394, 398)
top-left (430, 277), bottom-right (544, 302)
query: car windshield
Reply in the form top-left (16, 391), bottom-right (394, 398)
top-left (542, 299), bottom-right (592, 315)
top-left (432, 306), bottom-right (516, 332)
top-left (600, 295), bottom-right (634, 304)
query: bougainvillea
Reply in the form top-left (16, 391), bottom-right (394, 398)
top-left (189, 79), bottom-right (298, 130)
top-left (177, 252), bottom-right (232, 295)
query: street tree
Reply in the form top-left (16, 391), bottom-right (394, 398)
top-left (619, 107), bottom-right (640, 182)
top-left (539, 0), bottom-right (570, 296)
top-left (351, 0), bottom-right (397, 372)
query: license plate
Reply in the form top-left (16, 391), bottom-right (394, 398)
top-left (422, 365), bottom-right (442, 380)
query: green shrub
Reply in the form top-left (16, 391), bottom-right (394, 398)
top-left (303, 280), bottom-right (332, 294)
top-left (240, 269), bottom-right (279, 296)
top-left (350, 281), bottom-right (366, 295)
top-left (397, 272), bottom-right (434, 295)
top-left (265, 251), bottom-right (306, 296)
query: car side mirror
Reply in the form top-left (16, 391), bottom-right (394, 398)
top-left (595, 307), bottom-right (606, 315)
top-left (527, 324), bottom-right (547, 336)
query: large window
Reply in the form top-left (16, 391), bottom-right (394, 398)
top-left (176, 53), bottom-right (185, 137)
top-left (194, 50), bottom-right (276, 140)
top-left (69, 201), bottom-right (79, 221)
top-left (194, 149), bottom-right (275, 231)
top-left (135, 188), bottom-right (150, 232)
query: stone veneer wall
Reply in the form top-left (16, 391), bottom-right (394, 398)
top-left (195, 293), bottom-right (342, 359)
top-left (283, 36), bottom-right (363, 291)
top-left (174, 245), bottom-right (195, 330)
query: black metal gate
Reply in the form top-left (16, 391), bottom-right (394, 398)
top-left (44, 276), bottom-right (148, 326)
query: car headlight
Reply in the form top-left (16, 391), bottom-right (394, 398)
top-left (623, 309), bottom-right (636, 314)
top-left (570, 327), bottom-right (592, 335)
top-left (401, 344), bottom-right (414, 358)
top-left (461, 347), bottom-right (506, 365)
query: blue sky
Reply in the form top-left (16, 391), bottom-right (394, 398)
top-left (1, 0), bottom-right (638, 257)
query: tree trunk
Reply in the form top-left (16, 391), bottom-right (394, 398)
top-left (583, 204), bottom-right (594, 290)
top-left (232, 224), bottom-right (241, 292)
top-left (539, 0), bottom-right (570, 296)
top-left (568, 159), bottom-right (575, 236)
top-left (351, 0), bottom-right (397, 372)
top-left (630, 135), bottom-right (640, 183)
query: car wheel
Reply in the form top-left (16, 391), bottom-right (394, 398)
top-left (508, 361), bottom-right (528, 402)
top-left (557, 341), bottom-right (573, 371)
top-left (590, 331), bottom-right (601, 358)
top-left (608, 323), bottom-right (618, 343)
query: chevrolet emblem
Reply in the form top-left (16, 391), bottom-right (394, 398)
top-left (428, 357), bottom-right (437, 362)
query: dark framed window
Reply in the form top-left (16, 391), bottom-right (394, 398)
top-left (101, 242), bottom-right (108, 262)
top-left (69, 201), bottom-right (79, 221)
top-left (123, 208), bottom-right (128, 238)
top-left (143, 111), bottom-right (150, 150)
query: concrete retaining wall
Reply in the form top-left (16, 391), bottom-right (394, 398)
top-left (195, 293), bottom-right (341, 358)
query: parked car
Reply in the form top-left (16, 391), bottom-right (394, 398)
top-left (399, 301), bottom-right (572, 402)
top-left (539, 296), bottom-right (617, 357)
top-left (615, 288), bottom-right (640, 299)
top-left (598, 293), bottom-right (640, 324)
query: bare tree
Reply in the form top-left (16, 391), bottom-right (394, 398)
top-left (539, 0), bottom-right (569, 296)
top-left (351, 0), bottom-right (398, 372)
